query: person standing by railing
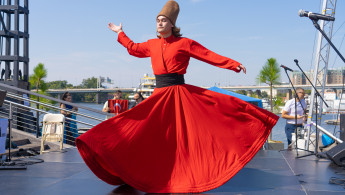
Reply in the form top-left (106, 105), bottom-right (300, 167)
top-left (60, 92), bottom-right (78, 145)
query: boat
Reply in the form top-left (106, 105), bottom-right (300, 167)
top-left (322, 89), bottom-right (338, 113)
top-left (138, 74), bottom-right (156, 98)
top-left (321, 89), bottom-right (345, 123)
top-left (128, 74), bottom-right (156, 101)
top-left (325, 119), bottom-right (340, 125)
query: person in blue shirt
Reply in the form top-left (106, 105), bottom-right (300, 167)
top-left (60, 92), bottom-right (78, 145)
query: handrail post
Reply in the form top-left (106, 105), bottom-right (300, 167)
top-left (36, 96), bottom-right (39, 138)
top-left (7, 102), bottom-right (13, 162)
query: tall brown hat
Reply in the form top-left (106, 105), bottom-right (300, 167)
top-left (157, 0), bottom-right (180, 26)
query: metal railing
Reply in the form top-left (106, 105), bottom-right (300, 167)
top-left (0, 82), bottom-right (113, 146)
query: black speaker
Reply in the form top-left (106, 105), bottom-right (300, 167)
top-left (326, 142), bottom-right (345, 166)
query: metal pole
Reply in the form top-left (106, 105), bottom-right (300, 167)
top-left (305, 0), bottom-right (337, 150)
top-left (36, 96), bottom-right (39, 138)
top-left (311, 121), bottom-right (343, 143)
top-left (6, 102), bottom-right (12, 162)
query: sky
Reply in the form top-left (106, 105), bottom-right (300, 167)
top-left (28, 0), bottom-right (345, 88)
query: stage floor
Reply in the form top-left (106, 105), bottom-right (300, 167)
top-left (1, 148), bottom-right (345, 195)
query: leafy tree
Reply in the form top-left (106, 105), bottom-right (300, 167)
top-left (71, 77), bottom-right (99, 102)
top-left (29, 63), bottom-right (54, 110)
top-left (272, 93), bottom-right (285, 113)
top-left (256, 58), bottom-right (281, 140)
top-left (249, 93), bottom-right (257, 98)
top-left (29, 63), bottom-right (47, 92)
top-left (80, 77), bottom-right (98, 88)
top-left (34, 90), bottom-right (57, 110)
top-left (47, 80), bottom-right (73, 89)
top-left (261, 91), bottom-right (269, 99)
top-left (234, 90), bottom-right (247, 95)
top-left (272, 96), bottom-right (285, 113)
top-left (84, 93), bottom-right (96, 102)
top-left (257, 58), bottom-right (281, 112)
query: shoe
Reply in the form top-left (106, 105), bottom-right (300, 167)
top-left (288, 143), bottom-right (294, 149)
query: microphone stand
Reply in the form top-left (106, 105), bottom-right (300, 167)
top-left (281, 67), bottom-right (308, 155)
top-left (294, 59), bottom-right (329, 159)
top-left (310, 19), bottom-right (345, 64)
top-left (296, 17), bottom-right (345, 158)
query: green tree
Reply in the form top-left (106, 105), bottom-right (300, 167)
top-left (84, 93), bottom-right (96, 102)
top-left (272, 92), bottom-right (285, 113)
top-left (261, 91), bottom-right (269, 99)
top-left (234, 90), bottom-right (247, 95)
top-left (80, 77), bottom-right (98, 88)
top-left (29, 63), bottom-right (47, 92)
top-left (29, 63), bottom-right (54, 110)
top-left (257, 58), bottom-right (281, 140)
top-left (46, 80), bottom-right (73, 89)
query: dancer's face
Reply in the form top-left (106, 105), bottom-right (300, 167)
top-left (157, 16), bottom-right (173, 35)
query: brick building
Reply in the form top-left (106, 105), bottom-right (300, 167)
top-left (291, 67), bottom-right (345, 85)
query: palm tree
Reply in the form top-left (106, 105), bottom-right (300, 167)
top-left (29, 63), bottom-right (47, 93)
top-left (257, 58), bottom-right (281, 140)
top-left (29, 63), bottom-right (49, 115)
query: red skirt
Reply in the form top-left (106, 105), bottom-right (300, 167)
top-left (76, 84), bottom-right (279, 193)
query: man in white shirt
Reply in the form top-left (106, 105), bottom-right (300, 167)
top-left (281, 87), bottom-right (307, 148)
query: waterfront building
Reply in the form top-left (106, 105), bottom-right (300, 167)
top-left (327, 68), bottom-right (345, 84)
top-left (292, 67), bottom-right (345, 85)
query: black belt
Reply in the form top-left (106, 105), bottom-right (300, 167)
top-left (155, 73), bottom-right (185, 88)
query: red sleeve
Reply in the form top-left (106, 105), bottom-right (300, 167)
top-left (117, 32), bottom-right (150, 58)
top-left (188, 39), bottom-right (241, 72)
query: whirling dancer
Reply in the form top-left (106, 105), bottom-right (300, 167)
top-left (76, 0), bottom-right (279, 193)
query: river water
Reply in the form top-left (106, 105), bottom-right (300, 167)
top-left (76, 103), bottom-right (341, 148)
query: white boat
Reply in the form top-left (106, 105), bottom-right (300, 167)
top-left (138, 74), bottom-right (156, 99)
top-left (321, 89), bottom-right (345, 113)
top-left (128, 74), bottom-right (156, 101)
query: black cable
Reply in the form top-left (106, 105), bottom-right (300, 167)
top-left (12, 157), bottom-right (44, 166)
top-left (331, 34), bottom-right (345, 68)
top-left (333, 20), bottom-right (345, 37)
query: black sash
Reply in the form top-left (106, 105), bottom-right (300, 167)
top-left (155, 73), bottom-right (185, 88)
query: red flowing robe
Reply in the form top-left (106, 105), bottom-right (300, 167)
top-left (76, 32), bottom-right (279, 193)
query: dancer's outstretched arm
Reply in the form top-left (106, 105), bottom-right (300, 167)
top-left (109, 22), bottom-right (150, 58)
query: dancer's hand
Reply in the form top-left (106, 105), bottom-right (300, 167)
top-left (237, 64), bottom-right (246, 74)
top-left (108, 22), bottom-right (123, 34)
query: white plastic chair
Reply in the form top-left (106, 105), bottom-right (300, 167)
top-left (40, 114), bottom-right (65, 154)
